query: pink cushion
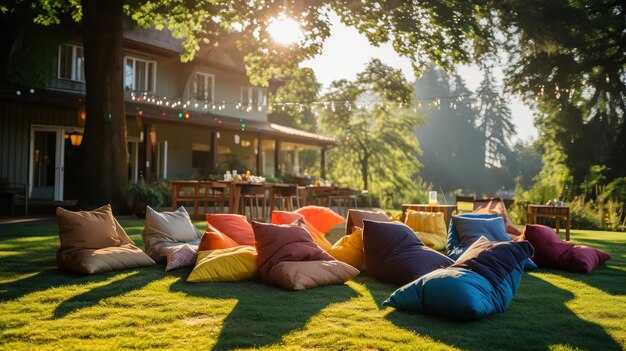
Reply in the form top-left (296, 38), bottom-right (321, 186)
top-left (518, 224), bottom-right (610, 273)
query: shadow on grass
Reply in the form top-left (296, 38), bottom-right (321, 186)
top-left (52, 267), bottom-right (164, 319)
top-left (383, 274), bottom-right (623, 351)
top-left (169, 277), bottom-right (359, 350)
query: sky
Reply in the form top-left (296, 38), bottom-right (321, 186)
top-left (301, 14), bottom-right (538, 143)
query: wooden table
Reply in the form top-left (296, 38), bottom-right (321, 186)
top-left (527, 205), bottom-right (571, 241)
top-left (401, 204), bottom-right (457, 228)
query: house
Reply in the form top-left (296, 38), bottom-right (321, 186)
top-left (0, 23), bottom-right (333, 203)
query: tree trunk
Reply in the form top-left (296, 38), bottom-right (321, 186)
top-left (79, 0), bottom-right (128, 211)
top-left (361, 153), bottom-right (369, 191)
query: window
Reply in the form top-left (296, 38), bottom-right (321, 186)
top-left (193, 72), bottom-right (214, 101)
top-left (241, 86), bottom-right (267, 106)
top-left (192, 143), bottom-right (211, 169)
top-left (124, 56), bottom-right (156, 92)
top-left (58, 44), bottom-right (84, 82)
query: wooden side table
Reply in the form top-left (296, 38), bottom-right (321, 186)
top-left (527, 205), bottom-right (571, 241)
top-left (401, 204), bottom-right (457, 228)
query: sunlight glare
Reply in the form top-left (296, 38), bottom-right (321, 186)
top-left (267, 14), bottom-right (303, 45)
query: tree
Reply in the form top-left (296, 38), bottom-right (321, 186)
top-left (476, 68), bottom-right (515, 169)
top-left (268, 67), bottom-right (320, 131)
top-left (414, 67), bottom-right (487, 194)
top-left (1, 0), bottom-right (505, 210)
top-left (489, 0), bottom-right (625, 180)
top-left (322, 59), bottom-right (422, 207)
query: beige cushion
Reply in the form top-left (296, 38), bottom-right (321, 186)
top-left (56, 204), bottom-right (123, 250)
top-left (266, 260), bottom-right (359, 291)
top-left (56, 244), bottom-right (155, 274)
top-left (142, 206), bottom-right (201, 262)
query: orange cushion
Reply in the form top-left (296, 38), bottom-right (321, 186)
top-left (198, 224), bottom-right (239, 251)
top-left (206, 214), bottom-right (255, 246)
top-left (271, 211), bottom-right (333, 252)
top-left (295, 206), bottom-right (345, 234)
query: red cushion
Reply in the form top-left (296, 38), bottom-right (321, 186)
top-left (295, 206), bottom-right (345, 233)
top-left (519, 224), bottom-right (610, 273)
top-left (205, 214), bottom-right (255, 246)
top-left (198, 223), bottom-right (239, 251)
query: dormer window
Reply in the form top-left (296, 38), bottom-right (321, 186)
top-left (241, 86), bottom-right (267, 106)
top-left (193, 72), bottom-right (214, 101)
top-left (58, 43), bottom-right (84, 82)
top-left (124, 56), bottom-right (156, 93)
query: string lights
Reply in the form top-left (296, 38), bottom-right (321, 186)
top-left (128, 90), bottom-right (515, 115)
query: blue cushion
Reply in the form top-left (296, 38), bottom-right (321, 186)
top-left (363, 220), bottom-right (454, 285)
top-left (453, 215), bottom-right (510, 246)
top-left (382, 236), bottom-right (534, 319)
top-left (447, 213), bottom-right (500, 260)
top-left (447, 213), bottom-right (537, 269)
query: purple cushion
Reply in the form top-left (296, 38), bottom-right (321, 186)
top-left (363, 220), bottom-right (454, 284)
top-left (518, 224), bottom-right (610, 273)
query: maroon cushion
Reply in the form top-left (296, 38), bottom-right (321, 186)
top-left (519, 224), bottom-right (610, 273)
top-left (252, 219), bottom-right (334, 282)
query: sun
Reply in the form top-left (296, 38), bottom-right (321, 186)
top-left (267, 14), bottom-right (303, 45)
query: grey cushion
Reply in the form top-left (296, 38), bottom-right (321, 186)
top-left (142, 206), bottom-right (201, 262)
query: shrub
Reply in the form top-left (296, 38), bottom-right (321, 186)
top-left (128, 179), bottom-right (164, 208)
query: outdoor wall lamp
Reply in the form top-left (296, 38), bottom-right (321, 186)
top-left (69, 132), bottom-right (83, 146)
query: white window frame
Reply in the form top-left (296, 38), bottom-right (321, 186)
top-left (240, 86), bottom-right (267, 106)
top-left (57, 43), bottom-right (84, 82)
top-left (124, 56), bottom-right (157, 93)
top-left (193, 72), bottom-right (215, 101)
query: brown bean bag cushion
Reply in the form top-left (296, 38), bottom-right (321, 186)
top-left (56, 205), bottom-right (155, 274)
top-left (346, 209), bottom-right (390, 235)
top-left (516, 224), bottom-right (611, 273)
top-left (363, 220), bottom-right (454, 285)
top-left (142, 206), bottom-right (201, 262)
top-left (252, 219), bottom-right (359, 290)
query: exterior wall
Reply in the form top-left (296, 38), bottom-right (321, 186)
top-left (0, 101), bottom-right (78, 184)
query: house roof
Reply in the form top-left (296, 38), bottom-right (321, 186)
top-left (123, 26), bottom-right (247, 75)
top-left (0, 88), bottom-right (335, 146)
top-left (129, 100), bottom-right (336, 146)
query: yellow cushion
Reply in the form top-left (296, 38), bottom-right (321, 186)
top-left (187, 245), bottom-right (258, 282)
top-left (404, 210), bottom-right (447, 250)
top-left (329, 228), bottom-right (365, 270)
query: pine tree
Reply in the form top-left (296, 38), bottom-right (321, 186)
top-left (477, 68), bottom-right (515, 169)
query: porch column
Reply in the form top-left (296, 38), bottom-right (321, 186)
top-left (210, 130), bottom-right (218, 173)
top-left (275, 139), bottom-right (281, 176)
top-left (321, 147), bottom-right (327, 179)
top-left (138, 123), bottom-right (152, 182)
top-left (256, 137), bottom-right (262, 175)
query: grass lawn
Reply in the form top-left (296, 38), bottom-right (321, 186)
top-left (0, 219), bottom-right (625, 350)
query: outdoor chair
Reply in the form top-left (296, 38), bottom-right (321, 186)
top-left (455, 194), bottom-right (475, 214)
top-left (237, 183), bottom-right (267, 222)
top-left (200, 181), bottom-right (229, 214)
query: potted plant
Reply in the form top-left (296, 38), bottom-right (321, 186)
top-left (128, 178), bottom-right (164, 218)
